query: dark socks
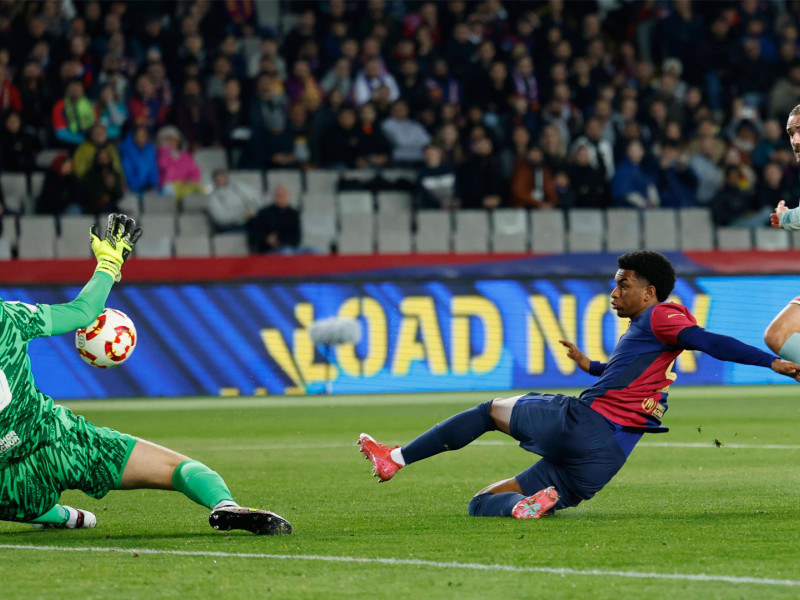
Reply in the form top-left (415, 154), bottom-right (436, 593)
top-left (401, 401), bottom-right (495, 465)
top-left (468, 492), bottom-right (526, 517)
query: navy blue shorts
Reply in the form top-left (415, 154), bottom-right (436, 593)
top-left (509, 392), bottom-right (627, 510)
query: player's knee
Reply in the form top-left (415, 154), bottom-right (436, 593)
top-left (468, 493), bottom-right (491, 516)
top-left (763, 323), bottom-right (787, 354)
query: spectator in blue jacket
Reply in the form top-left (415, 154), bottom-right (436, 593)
top-left (656, 142), bottom-right (699, 208)
top-left (611, 140), bottom-right (660, 208)
top-left (120, 125), bottom-right (159, 194)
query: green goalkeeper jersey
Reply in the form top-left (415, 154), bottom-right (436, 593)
top-left (0, 271), bottom-right (114, 468)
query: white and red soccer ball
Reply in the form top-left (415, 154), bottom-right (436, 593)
top-left (75, 308), bottom-right (137, 368)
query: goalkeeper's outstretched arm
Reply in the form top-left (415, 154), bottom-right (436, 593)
top-left (48, 214), bottom-right (143, 336)
top-left (771, 200), bottom-right (800, 230)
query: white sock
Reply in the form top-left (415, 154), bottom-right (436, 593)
top-left (64, 506), bottom-right (80, 527)
top-left (212, 500), bottom-right (240, 511)
top-left (390, 447), bottom-right (406, 466)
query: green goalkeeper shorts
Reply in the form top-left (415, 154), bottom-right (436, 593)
top-left (0, 406), bottom-right (137, 522)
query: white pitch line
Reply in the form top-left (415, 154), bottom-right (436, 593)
top-left (0, 544), bottom-right (797, 588)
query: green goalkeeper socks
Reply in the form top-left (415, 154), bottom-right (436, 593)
top-left (31, 504), bottom-right (72, 525)
top-left (172, 460), bottom-right (236, 510)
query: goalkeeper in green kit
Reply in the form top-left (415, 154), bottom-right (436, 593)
top-left (0, 214), bottom-right (291, 535)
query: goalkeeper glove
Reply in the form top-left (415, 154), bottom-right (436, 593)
top-left (90, 213), bottom-right (143, 282)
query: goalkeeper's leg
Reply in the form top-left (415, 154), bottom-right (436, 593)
top-left (120, 440), bottom-right (291, 535)
top-left (764, 302), bottom-right (800, 362)
top-left (31, 504), bottom-right (97, 529)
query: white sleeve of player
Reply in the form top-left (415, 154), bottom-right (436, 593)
top-left (779, 206), bottom-right (800, 231)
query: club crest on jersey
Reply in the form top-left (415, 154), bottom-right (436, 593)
top-left (641, 397), bottom-right (665, 419)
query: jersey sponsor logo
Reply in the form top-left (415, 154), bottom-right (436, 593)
top-left (0, 430), bottom-right (20, 454)
top-left (641, 397), bottom-right (666, 419)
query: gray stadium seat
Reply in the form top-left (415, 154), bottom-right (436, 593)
top-left (791, 230), bottom-right (800, 249)
top-left (305, 169), bottom-right (339, 193)
top-left (17, 215), bottom-right (56, 258)
top-left (0, 238), bottom-right (10, 260)
top-left (29, 172), bottom-right (44, 208)
top-left (415, 210), bottom-right (451, 253)
top-left (337, 191), bottom-right (374, 215)
top-left (1, 173), bottom-right (27, 213)
top-left (376, 191), bottom-right (412, 217)
top-left (266, 169), bottom-right (303, 202)
top-left (118, 193), bottom-right (141, 218)
top-left (454, 210), bottom-right (489, 254)
top-left (229, 170), bottom-right (264, 191)
top-left (342, 168), bottom-right (377, 183)
top-left (0, 215), bottom-right (17, 247)
top-left (142, 191), bottom-right (177, 214)
top-left (605, 208), bottom-right (641, 252)
top-left (301, 211), bottom-right (336, 253)
top-left (338, 213), bottom-right (374, 255)
top-left (134, 236), bottom-right (173, 258)
top-left (376, 211), bottom-right (412, 254)
top-left (530, 210), bottom-right (566, 254)
top-left (175, 235), bottom-right (212, 257)
top-left (56, 215), bottom-right (95, 258)
top-left (212, 232), bottom-right (249, 256)
top-left (643, 209), bottom-right (679, 251)
top-left (754, 227), bottom-right (791, 251)
top-left (716, 227), bottom-right (752, 250)
top-left (178, 213), bottom-right (210, 236)
top-left (491, 208), bottom-right (528, 253)
top-left (35, 149), bottom-right (64, 170)
top-left (182, 193), bottom-right (209, 214)
top-left (379, 168), bottom-right (416, 185)
top-left (193, 148), bottom-right (228, 185)
top-left (302, 192), bottom-right (336, 213)
top-left (137, 214), bottom-right (176, 257)
top-left (567, 209), bottom-right (604, 252)
top-left (678, 207), bottom-right (714, 251)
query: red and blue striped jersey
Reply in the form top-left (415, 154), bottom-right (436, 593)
top-left (580, 302), bottom-right (697, 432)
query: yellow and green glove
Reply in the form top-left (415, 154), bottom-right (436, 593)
top-left (90, 213), bottom-right (143, 282)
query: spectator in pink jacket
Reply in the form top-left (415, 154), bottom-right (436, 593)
top-left (155, 125), bottom-right (204, 199)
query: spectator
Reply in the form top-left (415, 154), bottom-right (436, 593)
top-left (120, 125), bottom-right (159, 194)
top-left (247, 185), bottom-right (301, 254)
top-left (657, 142), bottom-right (699, 208)
top-left (355, 102), bottom-right (391, 168)
top-left (51, 78), bottom-right (96, 147)
top-left (753, 119), bottom-right (784, 171)
top-left (751, 161), bottom-right (792, 226)
top-left (458, 137), bottom-right (505, 209)
top-left (502, 125), bottom-right (531, 179)
top-left (539, 124), bottom-right (568, 173)
top-left (129, 74), bottom-right (170, 136)
top-left (381, 100), bottom-right (432, 165)
top-left (320, 56), bottom-right (353, 98)
top-left (174, 78), bottom-right (220, 150)
top-left (711, 165), bottom-right (756, 226)
top-left (0, 111), bottom-right (39, 173)
top-left (567, 143), bottom-right (609, 209)
top-left (35, 154), bottom-right (82, 215)
top-left (80, 147), bottom-right (123, 215)
top-left (95, 82), bottom-right (127, 141)
top-left (206, 55), bottom-right (233, 100)
top-left (687, 137), bottom-right (724, 206)
top-left (687, 118), bottom-right (726, 165)
top-left (156, 125), bottom-right (203, 199)
top-left (0, 63), bottom-right (21, 113)
top-left (215, 78), bottom-right (250, 169)
top-left (433, 123), bottom-right (464, 167)
top-left (476, 61), bottom-right (514, 116)
top-left (247, 72), bottom-right (290, 169)
top-left (570, 117), bottom-right (615, 181)
top-left (73, 123), bottom-right (124, 185)
top-left (426, 58), bottom-right (461, 108)
top-left (285, 59), bottom-right (325, 113)
top-left (611, 140), bottom-right (660, 208)
top-left (286, 103), bottom-right (313, 168)
top-left (16, 61), bottom-right (52, 140)
top-left (416, 144), bottom-right (459, 209)
top-left (320, 107), bottom-right (359, 169)
top-left (510, 146), bottom-right (558, 209)
top-left (207, 168), bottom-right (266, 232)
top-left (511, 55), bottom-right (539, 109)
top-left (397, 58), bottom-right (430, 115)
top-left (353, 58), bottom-right (399, 106)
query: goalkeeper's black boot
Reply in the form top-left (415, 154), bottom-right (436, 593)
top-left (209, 506), bottom-right (292, 535)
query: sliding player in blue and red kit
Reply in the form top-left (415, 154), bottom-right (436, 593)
top-left (358, 251), bottom-right (800, 519)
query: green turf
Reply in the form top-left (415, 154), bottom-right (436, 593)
top-left (2, 386), bottom-right (800, 599)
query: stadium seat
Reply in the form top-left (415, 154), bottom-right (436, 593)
top-left (0, 214), bottom-right (17, 247)
top-left (342, 168), bottom-right (377, 183)
top-left (212, 232), bottom-right (249, 256)
top-left (754, 227), bottom-right (791, 251)
top-left (28, 172), bottom-right (44, 209)
top-left (415, 210), bottom-right (451, 253)
top-left (791, 230), bottom-right (800, 249)
top-left (716, 227), bottom-right (752, 251)
top-left (301, 192), bottom-right (335, 213)
top-left (301, 211), bottom-right (336, 253)
top-left (55, 215), bottom-right (95, 259)
top-left (305, 169), bottom-right (340, 193)
top-left (379, 168), bottom-right (416, 185)
top-left (229, 170), bottom-right (264, 191)
top-left (17, 215), bottom-right (56, 258)
top-left (193, 148), bottom-right (228, 185)
top-left (174, 235), bottom-right (212, 257)
top-left (491, 208), bottom-right (528, 253)
top-left (0, 238), bottom-right (10, 260)
top-left (376, 191), bottom-right (412, 217)
top-left (338, 213), bottom-right (375, 255)
top-left (266, 169), bottom-right (303, 204)
top-left (337, 191), bottom-right (374, 215)
top-left (118, 193), bottom-right (141, 218)
top-left (35, 149), bottom-right (64, 170)
top-left (454, 210), bottom-right (489, 254)
top-left (181, 193), bottom-right (209, 214)
top-left (530, 210), bottom-right (566, 254)
top-left (142, 191), bottom-right (177, 214)
top-left (137, 214), bottom-right (176, 258)
top-left (567, 209), bottom-right (604, 252)
top-left (0, 172), bottom-right (28, 214)
top-left (178, 213), bottom-right (210, 236)
top-left (605, 208), bottom-right (641, 252)
top-left (643, 209), bottom-right (679, 251)
top-left (677, 207), bottom-right (714, 251)
top-left (376, 211), bottom-right (412, 254)
top-left (134, 236), bottom-right (173, 258)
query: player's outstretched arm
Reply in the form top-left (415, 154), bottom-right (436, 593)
top-left (558, 340), bottom-right (593, 373)
top-left (47, 214), bottom-right (143, 336)
top-left (771, 200), bottom-right (800, 231)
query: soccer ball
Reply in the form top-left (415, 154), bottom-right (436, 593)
top-left (75, 308), bottom-right (137, 368)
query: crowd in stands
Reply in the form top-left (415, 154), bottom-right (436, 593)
top-left (1, 0), bottom-right (800, 253)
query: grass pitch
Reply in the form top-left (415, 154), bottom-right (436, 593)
top-left (2, 386), bottom-right (800, 599)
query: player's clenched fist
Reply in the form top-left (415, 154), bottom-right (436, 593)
top-left (90, 213), bottom-right (143, 282)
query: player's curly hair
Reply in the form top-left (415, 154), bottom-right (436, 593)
top-left (617, 251), bottom-right (676, 302)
